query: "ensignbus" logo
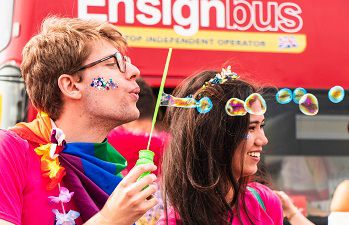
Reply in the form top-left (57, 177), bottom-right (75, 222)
top-left (79, 0), bottom-right (303, 36)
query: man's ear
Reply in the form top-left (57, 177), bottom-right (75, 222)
top-left (58, 74), bottom-right (82, 100)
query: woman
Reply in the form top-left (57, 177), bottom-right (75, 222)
top-left (328, 180), bottom-right (349, 225)
top-left (158, 67), bottom-right (283, 225)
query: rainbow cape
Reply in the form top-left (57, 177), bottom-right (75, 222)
top-left (11, 113), bottom-right (127, 222)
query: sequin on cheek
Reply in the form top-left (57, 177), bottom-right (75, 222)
top-left (90, 77), bottom-right (118, 90)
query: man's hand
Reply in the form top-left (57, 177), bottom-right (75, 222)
top-left (86, 164), bottom-right (158, 225)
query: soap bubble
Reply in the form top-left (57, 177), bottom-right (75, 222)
top-left (197, 97), bottom-right (213, 114)
top-left (328, 86), bottom-right (345, 103)
top-left (299, 93), bottom-right (319, 116)
top-left (293, 87), bottom-right (307, 104)
top-left (245, 93), bottom-right (267, 115)
top-left (276, 88), bottom-right (292, 104)
top-left (225, 98), bottom-right (246, 116)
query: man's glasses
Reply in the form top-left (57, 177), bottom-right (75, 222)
top-left (76, 52), bottom-right (131, 73)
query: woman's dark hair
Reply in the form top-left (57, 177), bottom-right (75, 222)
top-left (162, 70), bottom-right (262, 225)
top-left (136, 77), bottom-right (156, 120)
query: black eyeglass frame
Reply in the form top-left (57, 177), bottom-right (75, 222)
top-left (76, 52), bottom-right (130, 73)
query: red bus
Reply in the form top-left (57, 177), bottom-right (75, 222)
top-left (1, 1), bottom-right (349, 223)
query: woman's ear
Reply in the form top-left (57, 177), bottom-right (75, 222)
top-left (57, 74), bottom-right (82, 100)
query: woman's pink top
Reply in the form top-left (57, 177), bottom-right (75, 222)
top-left (157, 182), bottom-right (283, 225)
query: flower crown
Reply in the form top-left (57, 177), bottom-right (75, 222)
top-left (202, 66), bottom-right (239, 89)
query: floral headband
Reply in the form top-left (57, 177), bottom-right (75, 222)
top-left (161, 66), bottom-right (267, 116)
top-left (202, 65), bottom-right (239, 89)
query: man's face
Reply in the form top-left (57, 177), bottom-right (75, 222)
top-left (79, 39), bottom-right (141, 128)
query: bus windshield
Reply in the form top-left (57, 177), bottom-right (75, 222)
top-left (0, 0), bottom-right (14, 52)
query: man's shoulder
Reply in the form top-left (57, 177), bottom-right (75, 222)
top-left (0, 129), bottom-right (27, 143)
top-left (0, 129), bottom-right (29, 155)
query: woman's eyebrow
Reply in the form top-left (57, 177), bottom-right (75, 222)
top-left (249, 119), bottom-right (265, 125)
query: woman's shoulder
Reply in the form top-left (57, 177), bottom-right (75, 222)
top-left (248, 182), bottom-right (283, 225)
top-left (248, 182), bottom-right (273, 194)
top-left (335, 180), bottom-right (349, 190)
top-left (248, 182), bottom-right (280, 206)
top-left (330, 180), bottom-right (349, 211)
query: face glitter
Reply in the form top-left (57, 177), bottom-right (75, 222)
top-left (90, 77), bottom-right (118, 90)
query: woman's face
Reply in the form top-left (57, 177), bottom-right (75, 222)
top-left (232, 102), bottom-right (268, 179)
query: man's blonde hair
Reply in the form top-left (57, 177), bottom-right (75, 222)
top-left (21, 17), bottom-right (127, 120)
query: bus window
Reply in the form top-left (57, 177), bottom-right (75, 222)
top-left (0, 65), bottom-right (25, 128)
top-left (0, 0), bottom-right (14, 52)
top-left (262, 89), bottom-right (349, 225)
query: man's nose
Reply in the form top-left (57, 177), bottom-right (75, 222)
top-left (126, 63), bottom-right (140, 80)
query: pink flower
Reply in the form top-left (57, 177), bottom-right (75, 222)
top-left (52, 209), bottom-right (80, 225)
top-left (49, 187), bottom-right (74, 203)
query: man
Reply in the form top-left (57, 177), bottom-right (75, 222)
top-left (0, 17), bottom-right (157, 225)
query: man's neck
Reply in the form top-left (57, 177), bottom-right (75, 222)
top-left (54, 114), bottom-right (114, 143)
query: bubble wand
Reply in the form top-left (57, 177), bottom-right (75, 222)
top-left (136, 48), bottom-right (173, 180)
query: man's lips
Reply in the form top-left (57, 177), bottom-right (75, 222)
top-left (129, 87), bottom-right (140, 100)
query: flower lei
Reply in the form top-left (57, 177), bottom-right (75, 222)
top-left (35, 128), bottom-right (80, 225)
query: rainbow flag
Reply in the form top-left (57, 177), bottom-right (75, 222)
top-left (11, 113), bottom-right (128, 222)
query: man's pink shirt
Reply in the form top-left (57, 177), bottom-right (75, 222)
top-left (0, 130), bottom-right (82, 225)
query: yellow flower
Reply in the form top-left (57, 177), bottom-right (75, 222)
top-left (35, 144), bottom-right (66, 190)
top-left (35, 144), bottom-right (51, 157)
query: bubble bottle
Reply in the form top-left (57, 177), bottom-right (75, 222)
top-left (136, 150), bottom-right (155, 181)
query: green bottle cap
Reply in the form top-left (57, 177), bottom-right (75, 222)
top-left (138, 150), bottom-right (155, 161)
top-left (136, 150), bottom-right (155, 183)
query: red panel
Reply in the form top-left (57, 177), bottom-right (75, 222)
top-left (1, 0), bottom-right (348, 90)
top-left (129, 0), bottom-right (349, 88)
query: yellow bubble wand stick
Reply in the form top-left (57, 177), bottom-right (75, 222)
top-left (136, 48), bottom-right (173, 179)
